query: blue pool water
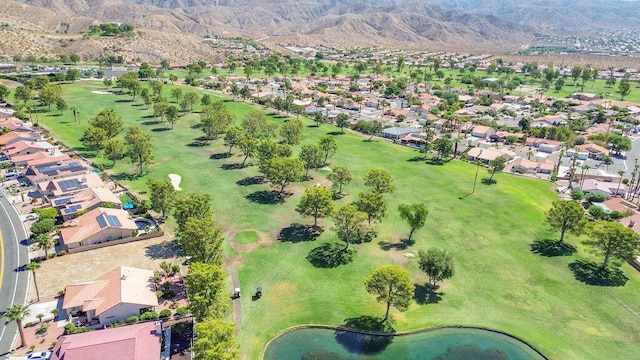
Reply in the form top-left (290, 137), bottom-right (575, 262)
top-left (263, 327), bottom-right (546, 360)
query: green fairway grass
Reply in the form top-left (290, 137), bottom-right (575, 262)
top-left (235, 231), bottom-right (260, 245)
top-left (39, 80), bottom-right (640, 360)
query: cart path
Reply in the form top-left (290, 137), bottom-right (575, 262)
top-left (229, 264), bottom-right (242, 335)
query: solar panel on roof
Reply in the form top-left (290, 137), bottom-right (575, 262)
top-left (54, 198), bottom-right (71, 206)
top-left (97, 214), bottom-right (108, 228)
top-left (63, 204), bottom-right (82, 214)
top-left (106, 214), bottom-right (122, 227)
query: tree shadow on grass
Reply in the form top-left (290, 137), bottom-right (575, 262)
top-left (306, 243), bottom-right (354, 268)
top-left (426, 158), bottom-right (447, 165)
top-left (236, 175), bottom-right (265, 186)
top-left (481, 178), bottom-right (497, 185)
top-left (413, 283), bottom-right (443, 305)
top-left (278, 223), bottom-right (323, 243)
top-left (115, 99), bottom-right (133, 103)
top-left (334, 315), bottom-right (395, 355)
top-left (142, 120), bottom-right (161, 126)
top-left (210, 152), bottom-right (232, 160)
top-left (406, 156), bottom-right (424, 162)
top-left (326, 131), bottom-right (345, 136)
top-left (530, 239), bottom-right (577, 257)
top-left (378, 238), bottom-right (414, 251)
top-left (221, 162), bottom-right (247, 170)
top-left (245, 190), bottom-right (290, 204)
top-left (190, 123), bottom-right (202, 129)
top-left (187, 140), bottom-right (208, 147)
top-left (152, 127), bottom-right (171, 132)
top-left (568, 260), bottom-right (629, 287)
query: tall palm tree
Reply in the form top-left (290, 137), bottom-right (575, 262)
top-left (616, 170), bottom-right (625, 197)
top-left (26, 261), bottom-right (41, 302)
top-left (35, 234), bottom-right (53, 259)
top-left (3, 304), bottom-right (31, 348)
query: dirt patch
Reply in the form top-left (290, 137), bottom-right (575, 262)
top-left (28, 232), bottom-right (184, 300)
top-left (169, 173), bottom-right (182, 191)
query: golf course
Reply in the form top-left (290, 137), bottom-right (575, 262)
top-left (36, 79), bottom-right (640, 360)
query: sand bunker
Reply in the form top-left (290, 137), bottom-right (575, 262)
top-left (91, 90), bottom-right (113, 95)
top-left (168, 174), bottom-right (182, 191)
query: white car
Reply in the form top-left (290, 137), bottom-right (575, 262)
top-left (27, 352), bottom-right (52, 360)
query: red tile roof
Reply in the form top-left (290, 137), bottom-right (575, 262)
top-left (51, 322), bottom-right (161, 360)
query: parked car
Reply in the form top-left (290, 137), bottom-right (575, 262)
top-left (27, 352), bottom-right (52, 360)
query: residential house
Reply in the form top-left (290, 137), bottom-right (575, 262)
top-left (572, 93), bottom-right (599, 101)
top-left (470, 125), bottom-right (496, 139)
top-left (24, 159), bottom-right (89, 184)
top-left (10, 150), bottom-right (69, 167)
top-left (467, 147), bottom-right (515, 164)
top-left (37, 172), bottom-right (104, 200)
top-left (53, 187), bottom-right (123, 220)
top-left (61, 266), bottom-right (158, 326)
top-left (581, 179), bottom-right (626, 197)
top-left (59, 207), bottom-right (138, 249)
top-left (0, 130), bottom-right (39, 146)
top-left (51, 322), bottom-right (162, 360)
top-left (1, 140), bottom-right (54, 157)
top-left (511, 158), bottom-right (537, 173)
top-left (577, 143), bottom-right (610, 160)
top-left (382, 127), bottom-right (422, 141)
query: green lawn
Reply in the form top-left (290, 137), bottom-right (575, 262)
top-left (38, 80), bottom-right (640, 360)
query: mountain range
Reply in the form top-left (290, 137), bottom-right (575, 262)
top-left (2, 0), bottom-right (639, 62)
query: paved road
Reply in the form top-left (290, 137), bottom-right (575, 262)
top-left (0, 190), bottom-right (29, 359)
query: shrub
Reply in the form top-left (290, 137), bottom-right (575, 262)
top-left (50, 341), bottom-right (57, 350)
top-left (159, 309), bottom-right (172, 318)
top-left (33, 207), bottom-right (58, 220)
top-left (585, 192), bottom-right (608, 203)
top-left (57, 250), bottom-right (67, 256)
top-left (570, 189), bottom-right (585, 201)
top-left (140, 311), bottom-right (159, 321)
top-left (126, 315), bottom-right (139, 324)
top-left (162, 289), bottom-right (175, 299)
top-left (156, 290), bottom-right (164, 298)
top-left (588, 205), bottom-right (605, 219)
top-left (175, 307), bottom-right (188, 316)
top-left (64, 323), bottom-right (76, 334)
top-left (30, 219), bottom-right (55, 235)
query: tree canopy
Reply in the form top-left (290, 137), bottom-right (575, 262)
top-left (147, 179), bottom-right (176, 218)
top-left (296, 185), bottom-right (334, 226)
top-left (398, 203), bottom-right (429, 241)
top-left (184, 262), bottom-right (228, 321)
top-left (584, 220), bottom-right (639, 269)
top-left (546, 200), bottom-right (587, 242)
top-left (364, 168), bottom-right (395, 194)
top-left (418, 248), bottom-right (455, 288)
top-left (364, 265), bottom-right (415, 321)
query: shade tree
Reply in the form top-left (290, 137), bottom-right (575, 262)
top-left (147, 179), bottom-right (176, 218)
top-left (327, 166), bottom-right (352, 195)
top-left (397, 203), bottom-right (428, 241)
top-left (296, 185), bottom-right (334, 226)
top-left (357, 191), bottom-right (387, 225)
top-left (584, 220), bottom-right (639, 270)
top-left (364, 265), bottom-right (414, 321)
top-left (364, 168), bottom-right (395, 194)
top-left (299, 144), bottom-right (324, 178)
top-left (545, 200), bottom-right (587, 243)
top-left (418, 248), bottom-right (455, 288)
top-left (124, 126), bottom-right (155, 175)
top-left (318, 136), bottom-right (337, 163)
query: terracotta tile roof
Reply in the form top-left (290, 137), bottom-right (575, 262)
top-left (59, 207), bottom-right (137, 246)
top-left (52, 322), bottom-right (161, 360)
top-left (62, 266), bottom-right (158, 318)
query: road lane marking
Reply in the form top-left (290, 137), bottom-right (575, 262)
top-left (0, 231), bottom-right (4, 292)
top-left (0, 195), bottom-right (23, 348)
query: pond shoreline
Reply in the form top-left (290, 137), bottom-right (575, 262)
top-left (262, 324), bottom-right (551, 360)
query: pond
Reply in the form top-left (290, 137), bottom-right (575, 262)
top-left (263, 327), bottom-right (547, 360)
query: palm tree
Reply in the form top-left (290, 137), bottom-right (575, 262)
top-left (26, 261), bottom-right (41, 302)
top-left (3, 304), bottom-right (30, 348)
top-left (35, 234), bottom-right (53, 259)
top-left (616, 170), bottom-right (625, 197)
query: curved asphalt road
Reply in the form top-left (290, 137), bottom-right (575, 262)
top-left (0, 189), bottom-right (29, 358)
